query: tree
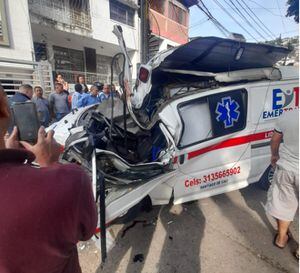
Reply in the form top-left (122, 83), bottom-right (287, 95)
top-left (286, 0), bottom-right (299, 23)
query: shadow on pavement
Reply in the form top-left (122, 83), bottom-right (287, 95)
top-left (240, 183), bottom-right (299, 262)
top-left (239, 183), bottom-right (275, 234)
top-left (157, 201), bottom-right (205, 273)
top-left (96, 206), bottom-right (160, 273)
top-left (211, 190), bottom-right (298, 273)
top-left (96, 201), bottom-right (206, 273)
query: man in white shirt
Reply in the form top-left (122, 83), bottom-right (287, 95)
top-left (265, 109), bottom-right (299, 250)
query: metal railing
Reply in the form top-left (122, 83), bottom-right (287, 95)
top-left (57, 69), bottom-right (116, 85)
top-left (28, 0), bottom-right (91, 30)
top-left (0, 58), bottom-right (54, 96)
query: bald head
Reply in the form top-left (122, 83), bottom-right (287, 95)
top-left (19, 84), bottom-right (33, 99)
top-left (103, 84), bottom-right (110, 95)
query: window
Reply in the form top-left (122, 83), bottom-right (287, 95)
top-left (151, 0), bottom-right (165, 14)
top-left (110, 0), bottom-right (135, 27)
top-left (34, 42), bottom-right (47, 61)
top-left (0, 0), bottom-right (9, 46)
top-left (168, 2), bottom-right (187, 26)
top-left (53, 46), bottom-right (84, 71)
top-left (178, 89), bottom-right (247, 148)
top-left (69, 0), bottom-right (89, 11)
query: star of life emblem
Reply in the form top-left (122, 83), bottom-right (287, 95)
top-left (215, 96), bottom-right (240, 128)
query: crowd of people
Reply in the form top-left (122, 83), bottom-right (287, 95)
top-left (9, 74), bottom-right (114, 127)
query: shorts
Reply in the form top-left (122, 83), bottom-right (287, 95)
top-left (265, 166), bottom-right (299, 221)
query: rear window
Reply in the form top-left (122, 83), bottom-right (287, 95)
top-left (178, 89), bottom-right (247, 148)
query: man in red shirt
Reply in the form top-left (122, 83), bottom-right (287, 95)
top-left (0, 87), bottom-right (97, 273)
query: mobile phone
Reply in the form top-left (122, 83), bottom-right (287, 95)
top-left (11, 102), bottom-right (40, 143)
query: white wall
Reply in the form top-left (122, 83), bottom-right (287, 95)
top-left (89, 0), bottom-right (140, 77)
top-left (159, 37), bottom-right (180, 52)
top-left (90, 0), bottom-right (139, 52)
top-left (0, 0), bottom-right (34, 61)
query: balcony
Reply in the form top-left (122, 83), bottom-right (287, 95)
top-left (149, 8), bottom-right (188, 45)
top-left (28, 0), bottom-right (91, 31)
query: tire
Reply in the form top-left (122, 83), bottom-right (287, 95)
top-left (258, 165), bottom-right (275, 191)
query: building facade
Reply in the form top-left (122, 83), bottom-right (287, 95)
top-left (28, 0), bottom-right (140, 85)
top-left (0, 0), bottom-right (54, 95)
top-left (0, 0), bottom-right (197, 92)
top-left (148, 0), bottom-right (197, 59)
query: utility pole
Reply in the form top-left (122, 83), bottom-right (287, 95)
top-left (140, 0), bottom-right (149, 64)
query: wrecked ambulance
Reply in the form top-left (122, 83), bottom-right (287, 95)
top-left (49, 26), bottom-right (299, 225)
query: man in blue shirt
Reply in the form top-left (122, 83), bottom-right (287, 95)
top-left (98, 84), bottom-right (111, 103)
top-left (71, 84), bottom-right (83, 109)
top-left (10, 84), bottom-right (33, 104)
top-left (77, 85), bottom-right (100, 108)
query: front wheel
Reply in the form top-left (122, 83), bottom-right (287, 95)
top-left (257, 165), bottom-right (275, 191)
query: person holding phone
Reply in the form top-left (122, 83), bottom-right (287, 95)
top-left (0, 86), bottom-right (97, 273)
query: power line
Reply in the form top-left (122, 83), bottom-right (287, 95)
top-left (275, 0), bottom-right (286, 32)
top-left (196, 1), bottom-right (230, 37)
top-left (189, 18), bottom-right (210, 29)
top-left (224, 0), bottom-right (267, 40)
top-left (232, 0), bottom-right (274, 40)
top-left (211, 0), bottom-right (259, 41)
top-left (247, 0), bottom-right (289, 18)
top-left (238, 0), bottom-right (277, 40)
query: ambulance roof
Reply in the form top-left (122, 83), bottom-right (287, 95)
top-left (156, 37), bottom-right (291, 73)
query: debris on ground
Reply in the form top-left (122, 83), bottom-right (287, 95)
top-left (133, 254), bottom-right (144, 263)
top-left (168, 236), bottom-right (173, 240)
top-left (167, 220), bottom-right (174, 225)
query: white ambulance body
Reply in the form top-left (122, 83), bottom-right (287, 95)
top-left (52, 28), bottom-right (299, 224)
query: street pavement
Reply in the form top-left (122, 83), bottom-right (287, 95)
top-left (79, 183), bottom-right (299, 273)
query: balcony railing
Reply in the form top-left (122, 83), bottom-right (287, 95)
top-left (57, 69), bottom-right (116, 86)
top-left (28, 0), bottom-right (91, 31)
top-left (149, 9), bottom-right (188, 45)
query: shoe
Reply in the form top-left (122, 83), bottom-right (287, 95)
top-left (273, 233), bottom-right (290, 249)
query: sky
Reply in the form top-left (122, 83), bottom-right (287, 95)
top-left (189, 0), bottom-right (299, 42)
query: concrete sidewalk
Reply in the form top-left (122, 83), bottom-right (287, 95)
top-left (79, 184), bottom-right (299, 273)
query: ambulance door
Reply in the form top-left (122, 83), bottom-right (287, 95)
top-left (173, 88), bottom-right (251, 204)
